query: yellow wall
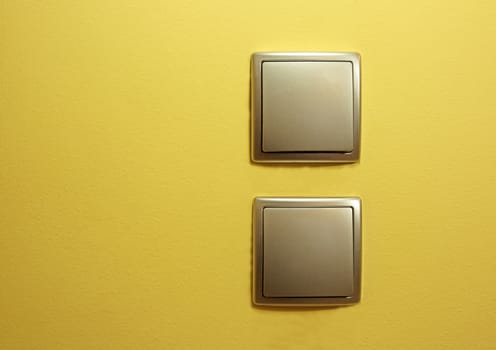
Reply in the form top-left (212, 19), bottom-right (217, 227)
top-left (1, 0), bottom-right (496, 349)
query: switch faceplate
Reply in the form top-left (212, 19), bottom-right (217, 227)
top-left (251, 52), bottom-right (361, 163)
top-left (253, 197), bottom-right (361, 306)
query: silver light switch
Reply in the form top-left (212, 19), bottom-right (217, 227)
top-left (262, 62), bottom-right (354, 152)
top-left (251, 52), bottom-right (361, 163)
top-left (253, 197), bottom-right (362, 306)
top-left (263, 208), bottom-right (354, 297)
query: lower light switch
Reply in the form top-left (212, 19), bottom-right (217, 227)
top-left (253, 197), bottom-right (361, 306)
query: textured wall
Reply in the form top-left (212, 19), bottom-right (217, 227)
top-left (1, 0), bottom-right (495, 349)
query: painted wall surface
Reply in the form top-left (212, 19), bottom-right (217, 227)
top-left (1, 1), bottom-right (496, 349)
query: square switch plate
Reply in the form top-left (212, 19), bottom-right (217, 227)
top-left (251, 52), bottom-right (361, 163)
top-left (252, 197), bottom-right (362, 306)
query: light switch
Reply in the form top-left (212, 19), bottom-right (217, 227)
top-left (253, 197), bottom-right (361, 306)
top-left (251, 52), bottom-right (361, 163)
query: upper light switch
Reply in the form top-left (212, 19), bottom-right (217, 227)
top-left (251, 52), bottom-right (361, 163)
